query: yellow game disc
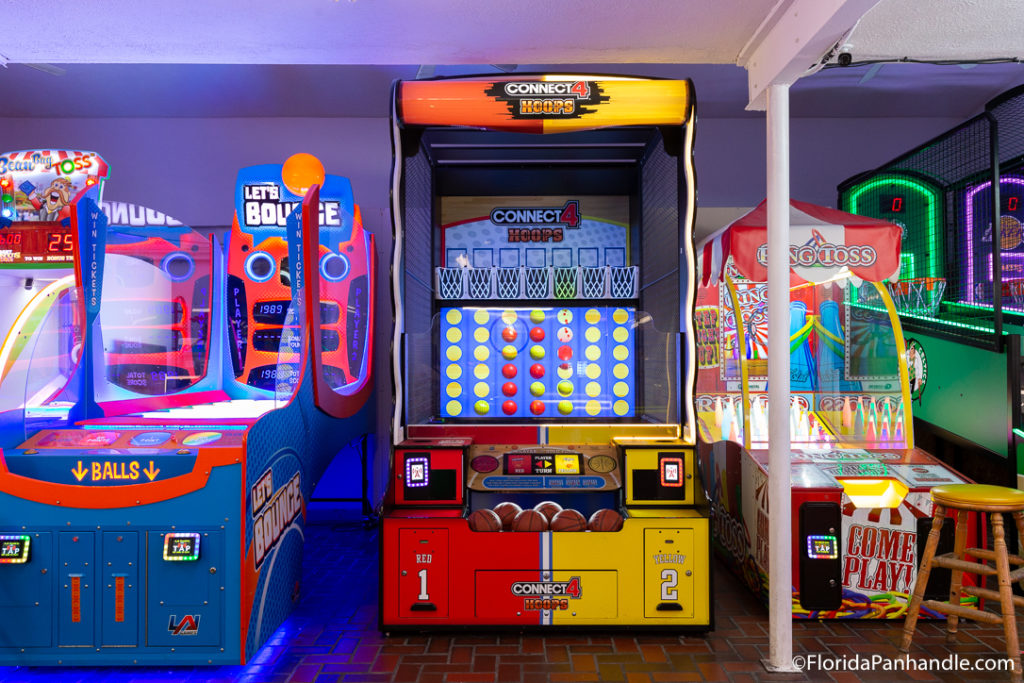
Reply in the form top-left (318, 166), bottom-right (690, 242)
top-left (502, 344), bottom-right (517, 360)
top-left (446, 327), bottom-right (462, 343)
top-left (446, 364), bottom-right (462, 379)
top-left (613, 400), bottom-right (629, 416)
top-left (446, 400), bottom-right (462, 415)
top-left (613, 345), bottom-right (629, 360)
top-left (612, 308), bottom-right (628, 324)
top-left (501, 310), bottom-right (517, 325)
top-left (446, 382), bottom-right (462, 397)
top-left (585, 400), bottom-right (601, 416)
top-left (530, 345), bottom-right (545, 360)
top-left (474, 309), bottom-right (489, 325)
top-left (557, 400), bottom-right (573, 415)
top-left (585, 363), bottom-right (601, 379)
top-left (473, 327), bottom-right (489, 343)
top-left (585, 326), bottom-right (600, 343)
top-left (585, 308), bottom-right (601, 324)
top-left (557, 380), bottom-right (573, 396)
top-left (474, 345), bottom-right (490, 361)
top-left (474, 400), bottom-right (489, 415)
top-left (612, 327), bottom-right (628, 343)
top-left (445, 309), bottom-right (463, 324)
top-left (585, 345), bottom-right (601, 361)
top-left (446, 346), bottom-right (462, 361)
top-left (474, 363), bottom-right (489, 379)
top-left (613, 381), bottom-right (629, 397)
top-left (613, 363), bottom-right (629, 379)
top-left (530, 309), bottom-right (546, 323)
top-left (586, 381), bottom-right (601, 397)
top-left (474, 381), bottom-right (489, 397)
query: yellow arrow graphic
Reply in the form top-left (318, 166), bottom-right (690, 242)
top-left (143, 461), bottom-right (160, 481)
top-left (71, 461), bottom-right (88, 482)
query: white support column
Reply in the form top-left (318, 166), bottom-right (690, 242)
top-left (764, 83), bottom-right (798, 673)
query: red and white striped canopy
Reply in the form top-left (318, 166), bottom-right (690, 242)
top-left (698, 199), bottom-right (902, 286)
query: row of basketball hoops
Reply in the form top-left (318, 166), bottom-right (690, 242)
top-left (434, 264), bottom-right (640, 300)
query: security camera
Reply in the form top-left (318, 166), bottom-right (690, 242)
top-left (837, 45), bottom-right (853, 67)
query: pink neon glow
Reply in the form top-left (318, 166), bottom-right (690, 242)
top-left (965, 176), bottom-right (1024, 304)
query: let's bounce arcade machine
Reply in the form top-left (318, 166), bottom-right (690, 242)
top-left (695, 200), bottom-right (976, 619)
top-left (0, 153), bottom-right (374, 664)
top-left (383, 74), bottom-right (711, 630)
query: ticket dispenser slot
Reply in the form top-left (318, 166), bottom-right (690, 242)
top-left (59, 532), bottom-right (95, 646)
top-left (0, 532), bottom-right (52, 647)
top-left (798, 502), bottom-right (842, 610)
top-left (101, 532), bottom-right (138, 646)
top-left (147, 530), bottom-right (224, 647)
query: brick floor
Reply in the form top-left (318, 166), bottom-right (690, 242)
top-left (1, 503), bottom-right (1020, 682)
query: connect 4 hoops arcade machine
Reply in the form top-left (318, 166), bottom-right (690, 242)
top-left (382, 75), bottom-right (711, 630)
top-left (0, 153), bottom-right (375, 664)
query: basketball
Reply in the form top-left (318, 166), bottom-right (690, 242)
top-left (534, 500), bottom-right (563, 522)
top-left (588, 508), bottom-right (624, 532)
top-left (550, 508), bottom-right (587, 532)
top-left (512, 508), bottom-right (549, 532)
top-left (492, 502), bottom-right (522, 530)
top-left (467, 508), bottom-right (503, 532)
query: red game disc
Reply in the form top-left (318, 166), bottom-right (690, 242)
top-left (502, 382), bottom-right (517, 396)
top-left (501, 326), bottom-right (517, 342)
top-left (502, 400), bottom-right (517, 415)
top-left (530, 327), bottom-right (545, 342)
top-left (530, 363), bottom-right (545, 378)
top-left (558, 345), bottom-right (573, 361)
top-left (530, 400), bottom-right (545, 415)
top-left (502, 364), bottom-right (517, 378)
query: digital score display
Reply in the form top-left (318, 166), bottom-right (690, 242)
top-left (878, 195), bottom-right (905, 214)
top-left (1002, 194), bottom-right (1022, 214)
top-left (162, 532), bottom-right (200, 561)
top-left (0, 223), bottom-right (75, 265)
top-left (0, 535), bottom-right (30, 564)
top-left (806, 534), bottom-right (838, 560)
top-left (505, 453), bottom-right (580, 475)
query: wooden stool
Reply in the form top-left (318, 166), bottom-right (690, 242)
top-left (901, 484), bottom-right (1024, 682)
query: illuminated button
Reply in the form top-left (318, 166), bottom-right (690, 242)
top-left (446, 327), bottom-right (462, 343)
top-left (474, 364), bottom-right (489, 379)
top-left (613, 363), bottom-right (629, 379)
top-left (446, 346), bottom-right (462, 361)
top-left (585, 400), bottom-right (601, 416)
top-left (612, 308), bottom-right (629, 324)
top-left (446, 382), bottom-right (462, 397)
top-left (446, 400), bottom-right (463, 415)
top-left (446, 309), bottom-right (463, 324)
top-left (612, 327), bottom-right (628, 343)
top-left (589, 455), bottom-right (617, 473)
top-left (557, 308), bottom-right (573, 324)
top-left (474, 309), bottom-right (490, 325)
top-left (585, 326), bottom-right (600, 343)
top-left (613, 400), bottom-right (629, 416)
top-left (474, 345), bottom-right (489, 361)
top-left (474, 327), bottom-right (489, 343)
top-left (474, 382), bottom-right (489, 397)
top-left (501, 310), bottom-right (518, 325)
top-left (586, 381), bottom-right (601, 397)
top-left (613, 345), bottom-right (629, 360)
top-left (585, 363), bottom-right (601, 379)
top-left (585, 345), bottom-right (601, 361)
top-left (613, 381), bottom-right (629, 397)
top-left (585, 309), bottom-right (601, 324)
top-left (446, 364), bottom-right (462, 379)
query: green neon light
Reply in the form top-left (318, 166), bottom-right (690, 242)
top-left (846, 176), bottom-right (942, 280)
top-left (1014, 428), bottom-right (1024, 439)
top-left (851, 300), bottom-right (994, 334)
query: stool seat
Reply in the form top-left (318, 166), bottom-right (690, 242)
top-left (931, 484), bottom-right (1024, 511)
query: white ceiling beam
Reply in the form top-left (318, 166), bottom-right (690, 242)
top-left (740, 0), bottom-right (883, 110)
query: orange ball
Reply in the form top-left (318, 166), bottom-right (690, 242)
top-left (588, 508), bottom-right (624, 532)
top-left (281, 153), bottom-right (325, 196)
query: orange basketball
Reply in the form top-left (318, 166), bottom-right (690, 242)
top-left (281, 152), bottom-right (325, 196)
top-left (467, 508), bottom-right (503, 532)
top-left (512, 508), bottom-right (549, 532)
top-left (533, 500), bottom-right (563, 522)
top-left (588, 508), bottom-right (624, 532)
top-left (550, 508), bottom-right (587, 532)
top-left (492, 502), bottom-right (522, 530)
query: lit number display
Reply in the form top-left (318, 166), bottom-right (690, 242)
top-left (879, 195), bottom-right (905, 214)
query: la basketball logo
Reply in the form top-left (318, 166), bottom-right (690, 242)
top-left (167, 614), bottom-right (200, 636)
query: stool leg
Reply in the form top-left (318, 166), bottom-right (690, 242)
top-left (1013, 511), bottom-right (1024, 591)
top-left (901, 504), bottom-right (946, 653)
top-left (991, 513), bottom-right (1023, 682)
top-left (946, 508), bottom-right (968, 643)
